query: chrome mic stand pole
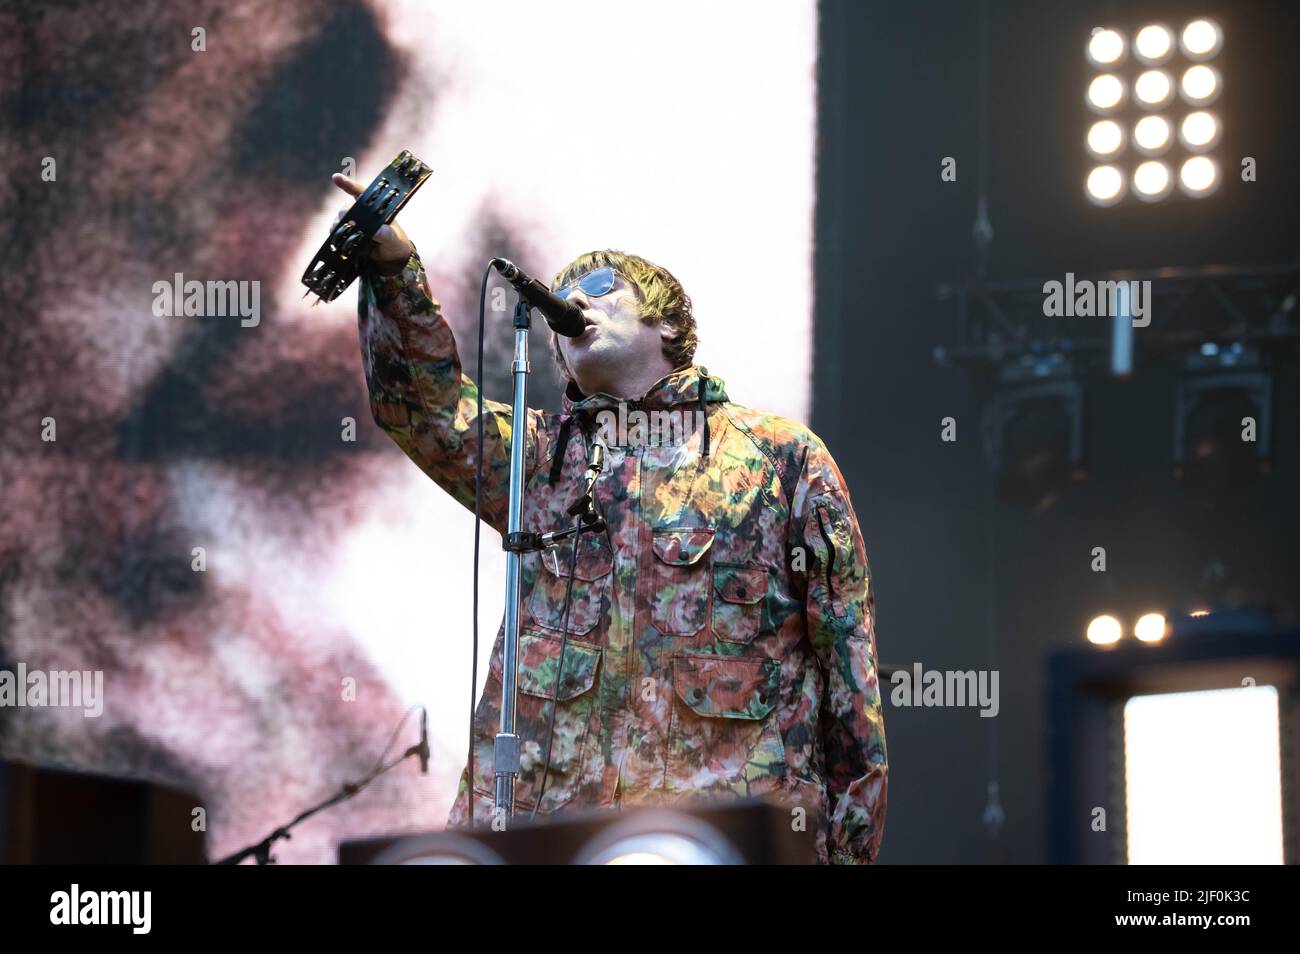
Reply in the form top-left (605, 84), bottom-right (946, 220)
top-left (493, 296), bottom-right (532, 825)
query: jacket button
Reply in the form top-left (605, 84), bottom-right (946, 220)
top-left (736, 586), bottom-right (747, 598)
top-left (688, 687), bottom-right (704, 703)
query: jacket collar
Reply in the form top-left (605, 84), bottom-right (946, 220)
top-left (563, 365), bottom-right (727, 417)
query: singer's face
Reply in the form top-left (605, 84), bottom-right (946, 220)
top-left (556, 271), bottom-right (676, 398)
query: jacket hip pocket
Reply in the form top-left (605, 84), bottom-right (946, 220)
top-left (665, 653), bottom-right (786, 798)
top-left (648, 528), bottom-right (714, 637)
top-left (473, 629), bottom-right (601, 815)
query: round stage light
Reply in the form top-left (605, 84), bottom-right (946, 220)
top-left (1181, 19), bottom-right (1223, 60)
top-left (1133, 161), bottom-right (1173, 201)
top-left (1087, 614), bottom-right (1123, 645)
top-left (1087, 74), bottom-right (1125, 113)
top-left (572, 812), bottom-right (743, 865)
top-left (1133, 115), bottom-right (1172, 155)
top-left (368, 833), bottom-right (505, 865)
top-left (1135, 70), bottom-right (1174, 109)
top-left (1086, 165), bottom-right (1125, 206)
top-left (1179, 155), bottom-right (1219, 196)
top-left (1086, 119), bottom-right (1124, 158)
top-left (598, 838), bottom-right (710, 865)
top-left (1179, 111), bottom-right (1221, 151)
top-left (1087, 28), bottom-right (1126, 67)
top-left (1134, 24), bottom-right (1173, 64)
top-left (1135, 612), bottom-right (1168, 643)
top-left (1180, 65), bottom-right (1221, 105)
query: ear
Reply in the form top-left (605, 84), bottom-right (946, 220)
top-left (657, 320), bottom-right (678, 346)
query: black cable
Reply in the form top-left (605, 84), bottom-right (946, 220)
top-left (531, 513), bottom-right (583, 821)
top-left (697, 368), bottom-right (711, 465)
top-left (370, 703), bottom-right (422, 775)
top-left (468, 261), bottom-right (493, 829)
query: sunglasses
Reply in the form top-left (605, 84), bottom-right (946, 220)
top-left (554, 266), bottom-right (617, 301)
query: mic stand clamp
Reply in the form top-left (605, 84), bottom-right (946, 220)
top-left (502, 512), bottom-right (606, 554)
top-left (504, 510), bottom-right (605, 581)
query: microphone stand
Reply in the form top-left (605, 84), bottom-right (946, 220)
top-left (495, 297), bottom-right (605, 827)
top-left (214, 737), bottom-right (428, 865)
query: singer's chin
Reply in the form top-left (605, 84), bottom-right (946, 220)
top-left (562, 332), bottom-right (599, 371)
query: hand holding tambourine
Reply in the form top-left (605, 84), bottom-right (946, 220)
top-left (301, 150), bottom-right (431, 302)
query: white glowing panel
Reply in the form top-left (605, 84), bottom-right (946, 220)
top-left (1124, 686), bottom-right (1284, 864)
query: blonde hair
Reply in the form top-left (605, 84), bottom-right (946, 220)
top-left (548, 250), bottom-right (697, 382)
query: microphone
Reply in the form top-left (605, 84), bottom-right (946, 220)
top-left (583, 442), bottom-right (605, 489)
top-left (566, 441), bottom-right (605, 517)
top-left (491, 258), bottom-right (587, 338)
top-left (418, 708), bottom-right (429, 775)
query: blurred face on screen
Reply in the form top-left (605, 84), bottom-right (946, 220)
top-left (555, 269), bottom-right (676, 399)
top-left (0, 0), bottom-right (446, 864)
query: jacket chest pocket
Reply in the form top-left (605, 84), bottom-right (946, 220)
top-left (665, 654), bottom-right (786, 796)
top-left (712, 563), bottom-right (769, 644)
top-left (473, 629), bottom-right (602, 814)
top-left (648, 528), bottom-right (715, 637)
top-left (527, 528), bottom-right (615, 636)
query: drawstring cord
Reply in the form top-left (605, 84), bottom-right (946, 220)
top-left (549, 414), bottom-right (574, 483)
top-left (697, 367), bottom-right (711, 465)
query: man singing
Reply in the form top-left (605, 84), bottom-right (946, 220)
top-left (333, 172), bottom-right (887, 864)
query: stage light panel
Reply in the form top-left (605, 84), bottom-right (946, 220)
top-left (1084, 21), bottom-right (1224, 204)
top-left (1125, 686), bottom-right (1283, 864)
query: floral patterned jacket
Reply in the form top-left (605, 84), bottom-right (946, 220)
top-left (356, 249), bottom-right (887, 863)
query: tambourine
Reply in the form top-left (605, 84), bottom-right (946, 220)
top-left (301, 150), bottom-right (433, 302)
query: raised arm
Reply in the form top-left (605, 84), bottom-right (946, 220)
top-left (333, 173), bottom-right (547, 531)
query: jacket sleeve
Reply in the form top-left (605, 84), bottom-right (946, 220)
top-left (790, 442), bottom-right (888, 864)
top-left (356, 246), bottom-right (549, 533)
